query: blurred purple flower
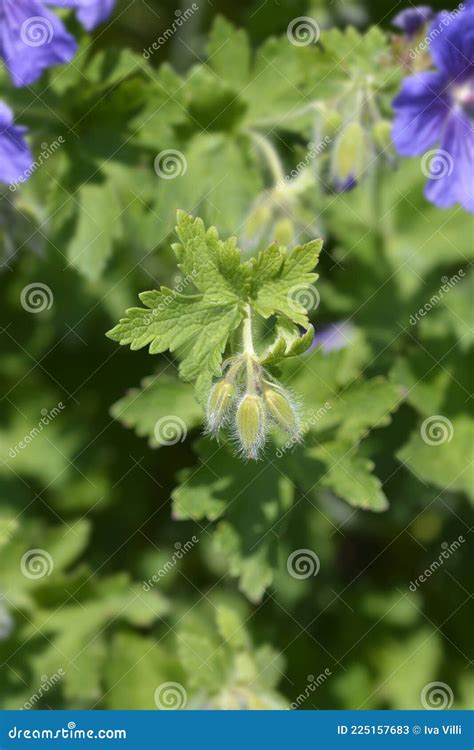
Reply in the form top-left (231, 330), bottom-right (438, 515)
top-left (392, 5), bottom-right (474, 212)
top-left (310, 321), bottom-right (356, 354)
top-left (0, 102), bottom-right (33, 186)
top-left (392, 6), bottom-right (433, 36)
top-left (0, 0), bottom-right (115, 87)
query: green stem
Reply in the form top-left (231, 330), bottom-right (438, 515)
top-left (242, 305), bottom-right (255, 356)
top-left (249, 131), bottom-right (286, 185)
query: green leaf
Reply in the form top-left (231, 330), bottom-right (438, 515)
top-left (107, 213), bottom-right (247, 401)
top-left (250, 239), bottom-right (322, 326)
top-left (260, 319), bottom-right (314, 366)
top-left (111, 373), bottom-right (203, 448)
top-left (67, 180), bottom-right (122, 281)
top-left (398, 416), bottom-right (474, 503)
top-left (310, 442), bottom-right (389, 512)
top-left (172, 441), bottom-right (294, 602)
top-left (207, 16), bottom-right (251, 90)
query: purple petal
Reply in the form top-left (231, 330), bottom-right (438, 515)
top-left (46, 0), bottom-right (116, 31)
top-left (424, 110), bottom-right (474, 212)
top-left (0, 0), bottom-right (77, 87)
top-left (392, 71), bottom-right (451, 156)
top-left (0, 102), bottom-right (34, 186)
top-left (310, 321), bottom-right (356, 354)
top-left (392, 6), bottom-right (433, 36)
top-left (428, 6), bottom-right (474, 83)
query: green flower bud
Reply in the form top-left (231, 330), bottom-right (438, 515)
top-left (372, 119), bottom-right (393, 152)
top-left (235, 393), bottom-right (266, 459)
top-left (273, 218), bottom-right (294, 247)
top-left (333, 121), bottom-right (367, 181)
top-left (323, 109), bottom-right (343, 137)
top-left (207, 380), bottom-right (236, 433)
top-left (242, 204), bottom-right (272, 242)
top-left (263, 387), bottom-right (300, 438)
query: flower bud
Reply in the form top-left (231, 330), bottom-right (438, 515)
top-left (235, 394), bottom-right (266, 459)
top-left (263, 387), bottom-right (300, 438)
top-left (242, 204), bottom-right (272, 243)
top-left (207, 380), bottom-right (236, 433)
top-left (333, 121), bottom-right (367, 181)
top-left (372, 119), bottom-right (393, 151)
top-left (323, 109), bottom-right (343, 137)
top-left (273, 217), bottom-right (294, 247)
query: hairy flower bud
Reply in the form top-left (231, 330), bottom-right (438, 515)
top-left (207, 380), bottom-right (236, 433)
top-left (333, 121), bottom-right (367, 181)
top-left (273, 217), bottom-right (294, 247)
top-left (372, 119), bottom-right (393, 151)
top-left (323, 109), bottom-right (343, 137)
top-left (263, 386), bottom-right (300, 438)
top-left (235, 393), bottom-right (266, 459)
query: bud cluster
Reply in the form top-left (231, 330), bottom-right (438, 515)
top-left (206, 354), bottom-right (302, 460)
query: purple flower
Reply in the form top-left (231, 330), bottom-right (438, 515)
top-left (392, 5), bottom-right (474, 212)
top-left (310, 321), bottom-right (356, 354)
top-left (392, 6), bottom-right (433, 36)
top-left (0, 0), bottom-right (115, 87)
top-left (0, 102), bottom-right (33, 186)
top-left (54, 0), bottom-right (116, 32)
